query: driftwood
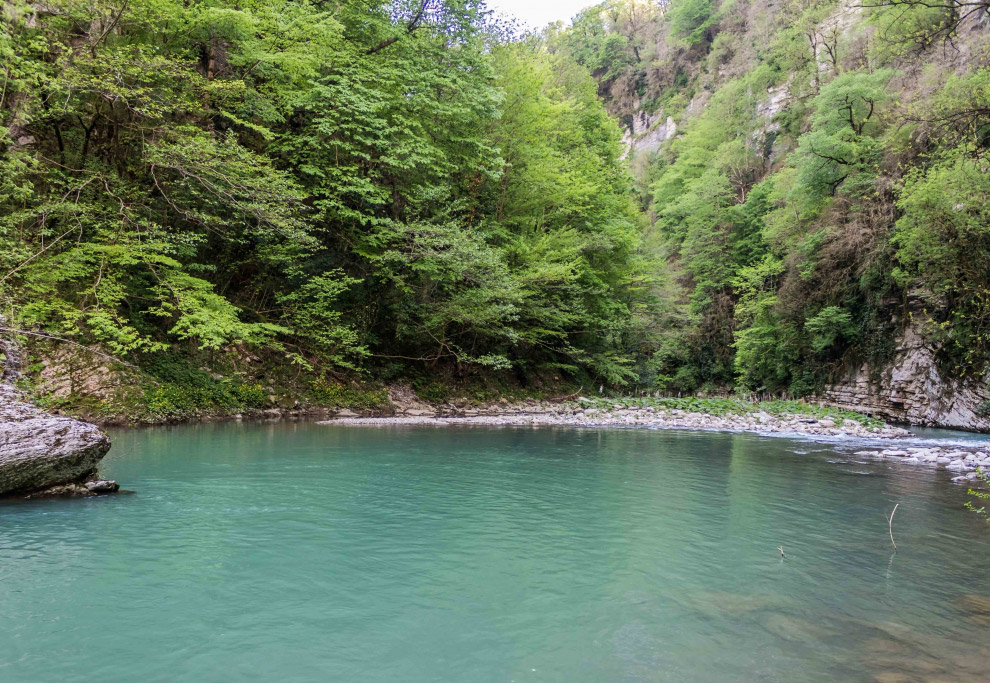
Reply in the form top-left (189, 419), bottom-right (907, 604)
top-left (885, 504), bottom-right (899, 551)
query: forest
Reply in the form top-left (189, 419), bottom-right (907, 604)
top-left (1, 0), bottom-right (989, 418)
top-left (551, 0), bottom-right (990, 397)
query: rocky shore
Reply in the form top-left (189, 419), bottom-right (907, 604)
top-left (323, 405), bottom-right (909, 437)
top-left (851, 446), bottom-right (990, 485)
top-left (321, 400), bottom-right (990, 485)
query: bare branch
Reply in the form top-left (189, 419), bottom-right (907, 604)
top-left (0, 327), bottom-right (139, 370)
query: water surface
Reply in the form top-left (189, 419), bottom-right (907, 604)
top-left (2, 422), bottom-right (989, 682)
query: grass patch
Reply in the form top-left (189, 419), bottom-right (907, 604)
top-left (308, 381), bottom-right (390, 410)
top-left (141, 381), bottom-right (268, 422)
top-left (412, 379), bottom-right (452, 404)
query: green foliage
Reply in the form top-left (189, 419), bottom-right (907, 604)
top-left (0, 0), bottom-right (658, 393)
top-left (669, 0), bottom-right (715, 44)
top-left (892, 146), bottom-right (990, 373)
top-left (308, 381), bottom-right (390, 410)
top-left (5, 0), bottom-right (990, 409)
top-left (277, 271), bottom-right (365, 368)
top-left (558, 0), bottom-right (985, 397)
top-left (142, 381), bottom-right (268, 422)
top-left (790, 70), bottom-right (894, 202)
top-left (414, 380), bottom-right (453, 404)
top-left (965, 468), bottom-right (990, 520)
top-left (130, 352), bottom-right (269, 421)
top-left (732, 256), bottom-right (799, 392)
top-left (805, 306), bottom-right (855, 354)
top-left (867, 0), bottom-right (970, 59)
top-left (549, 0), bottom-right (990, 401)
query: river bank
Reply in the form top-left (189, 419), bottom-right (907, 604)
top-left (321, 398), bottom-right (990, 485)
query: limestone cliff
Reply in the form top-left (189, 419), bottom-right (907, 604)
top-left (821, 321), bottom-right (990, 431)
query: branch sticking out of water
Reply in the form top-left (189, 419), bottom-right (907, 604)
top-left (885, 504), bottom-right (899, 551)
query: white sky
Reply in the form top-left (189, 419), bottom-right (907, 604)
top-left (485, 0), bottom-right (596, 29)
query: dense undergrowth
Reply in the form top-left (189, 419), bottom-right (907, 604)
top-left (18, 339), bottom-right (585, 423)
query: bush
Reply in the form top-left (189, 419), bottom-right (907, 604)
top-left (308, 381), bottom-right (389, 410)
top-left (414, 381), bottom-right (452, 404)
top-left (142, 380), bottom-right (268, 421)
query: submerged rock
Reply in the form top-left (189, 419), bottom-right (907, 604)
top-left (0, 384), bottom-right (114, 497)
top-left (84, 479), bottom-right (120, 494)
top-left (956, 594), bottom-right (990, 615)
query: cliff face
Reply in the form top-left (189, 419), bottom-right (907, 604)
top-left (821, 321), bottom-right (990, 431)
top-left (620, 110), bottom-right (677, 158)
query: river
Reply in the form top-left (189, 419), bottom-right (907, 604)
top-left (2, 422), bottom-right (989, 682)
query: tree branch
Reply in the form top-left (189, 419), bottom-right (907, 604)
top-left (0, 327), bottom-right (139, 370)
top-left (366, 0), bottom-right (430, 55)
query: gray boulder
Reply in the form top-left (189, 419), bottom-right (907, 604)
top-left (0, 384), bottom-right (112, 496)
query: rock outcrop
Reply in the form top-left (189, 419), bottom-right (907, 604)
top-left (620, 110), bottom-right (676, 159)
top-left (0, 383), bottom-right (115, 497)
top-left (820, 320), bottom-right (990, 431)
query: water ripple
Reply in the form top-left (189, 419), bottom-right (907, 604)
top-left (1, 423), bottom-right (989, 682)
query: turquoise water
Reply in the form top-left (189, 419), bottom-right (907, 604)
top-left (3, 423), bottom-right (990, 682)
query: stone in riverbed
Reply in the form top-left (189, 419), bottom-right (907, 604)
top-left (84, 479), bottom-right (119, 494)
top-left (1, 384), bottom-right (112, 496)
top-left (25, 480), bottom-right (118, 498)
top-left (957, 594), bottom-right (990, 615)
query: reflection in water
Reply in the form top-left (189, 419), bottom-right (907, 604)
top-left (1, 422), bottom-right (989, 682)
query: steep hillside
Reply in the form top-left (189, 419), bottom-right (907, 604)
top-left (550, 0), bottom-right (990, 425)
top-left (0, 0), bottom-right (661, 420)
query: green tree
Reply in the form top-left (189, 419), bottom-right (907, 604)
top-left (892, 146), bottom-right (990, 372)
